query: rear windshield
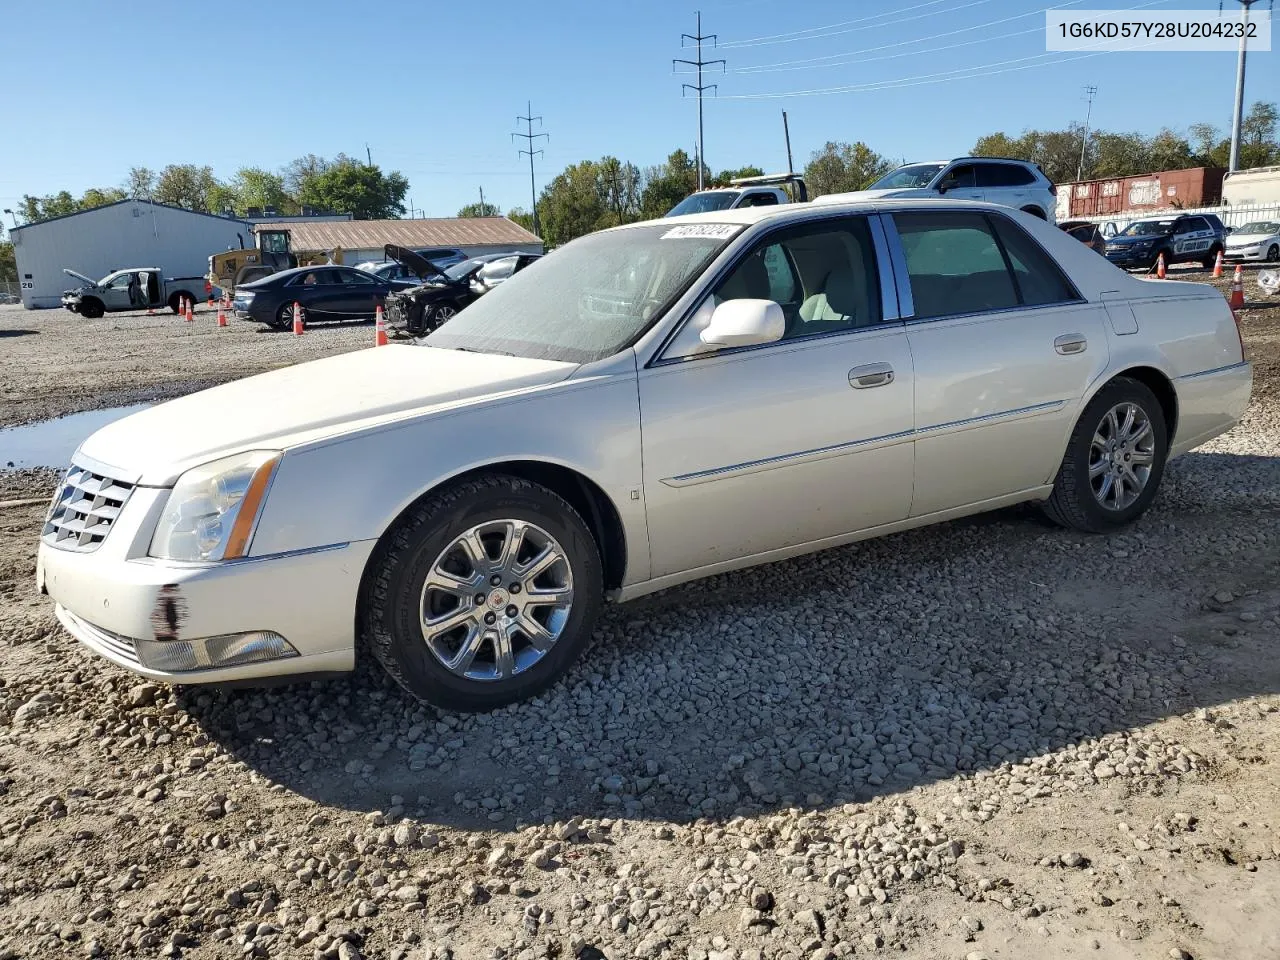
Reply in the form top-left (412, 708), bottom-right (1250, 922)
top-left (667, 192), bottom-right (739, 216)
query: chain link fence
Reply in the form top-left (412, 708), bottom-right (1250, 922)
top-left (0, 280), bottom-right (22, 305)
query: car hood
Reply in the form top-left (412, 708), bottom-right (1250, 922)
top-left (62, 268), bottom-right (99, 288)
top-left (78, 347), bottom-right (578, 485)
top-left (384, 244), bottom-right (448, 281)
top-left (1226, 231), bottom-right (1276, 244)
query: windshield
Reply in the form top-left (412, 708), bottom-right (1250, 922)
top-left (1119, 219), bottom-right (1176, 237)
top-left (667, 191), bottom-right (739, 216)
top-left (444, 258), bottom-right (487, 280)
top-left (869, 163), bottom-right (946, 189)
top-left (424, 223), bottom-right (739, 363)
top-left (1236, 220), bottom-right (1280, 234)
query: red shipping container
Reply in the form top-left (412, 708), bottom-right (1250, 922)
top-left (1062, 167), bottom-right (1225, 218)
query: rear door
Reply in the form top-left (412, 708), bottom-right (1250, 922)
top-left (1171, 217), bottom-right (1215, 263)
top-left (888, 210), bottom-right (1110, 516)
top-left (332, 267), bottom-right (385, 318)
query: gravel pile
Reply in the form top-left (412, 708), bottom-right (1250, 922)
top-left (0, 301), bottom-right (1277, 958)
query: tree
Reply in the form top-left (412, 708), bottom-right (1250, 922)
top-left (712, 165), bottom-right (765, 186)
top-left (537, 160), bottom-right (609, 247)
top-left (639, 150), bottom-right (702, 219)
top-left (506, 207), bottom-right (536, 233)
top-left (126, 166), bottom-right (157, 198)
top-left (153, 164), bottom-right (220, 211)
top-left (295, 160), bottom-right (408, 219)
top-left (457, 201), bottom-right (501, 218)
top-left (597, 156), bottom-right (643, 227)
top-left (19, 191), bottom-right (79, 222)
top-left (0, 239), bottom-right (15, 283)
top-left (231, 167), bottom-right (293, 214)
top-left (79, 187), bottom-right (127, 209)
top-left (1241, 101), bottom-right (1280, 168)
top-left (803, 141), bottom-right (892, 197)
top-left (283, 154), bottom-right (330, 196)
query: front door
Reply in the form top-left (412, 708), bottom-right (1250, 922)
top-left (639, 214), bottom-right (915, 580)
top-left (935, 163), bottom-right (985, 203)
top-left (888, 210), bottom-right (1110, 517)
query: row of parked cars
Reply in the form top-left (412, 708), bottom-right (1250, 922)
top-left (229, 246), bottom-right (541, 332)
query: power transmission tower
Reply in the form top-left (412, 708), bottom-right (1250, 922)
top-left (674, 11), bottom-right (725, 191)
top-left (512, 103), bottom-right (549, 236)
top-left (1076, 85), bottom-right (1098, 183)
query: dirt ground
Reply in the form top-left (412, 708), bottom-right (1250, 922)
top-left (0, 267), bottom-right (1278, 960)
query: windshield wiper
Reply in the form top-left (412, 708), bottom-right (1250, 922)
top-left (449, 346), bottom-right (516, 357)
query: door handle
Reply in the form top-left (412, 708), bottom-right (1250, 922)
top-left (1054, 334), bottom-right (1087, 356)
top-left (849, 363), bottom-right (895, 388)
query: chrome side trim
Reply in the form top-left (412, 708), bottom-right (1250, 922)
top-left (916, 399), bottom-right (1067, 435)
top-left (1175, 360), bottom-right (1249, 381)
top-left (663, 429), bottom-right (914, 488)
top-left (662, 399), bottom-right (1068, 486)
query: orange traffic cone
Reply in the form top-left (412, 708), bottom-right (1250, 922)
top-left (292, 301), bottom-right (305, 336)
top-left (1155, 251), bottom-right (1167, 279)
top-left (216, 300), bottom-right (228, 328)
top-left (185, 297), bottom-right (194, 323)
top-left (1212, 248), bottom-right (1224, 278)
top-left (177, 296), bottom-right (185, 318)
top-left (1228, 265), bottom-right (1245, 312)
top-left (374, 304), bottom-right (388, 347)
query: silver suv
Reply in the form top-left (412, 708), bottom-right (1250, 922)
top-left (816, 158), bottom-right (1057, 222)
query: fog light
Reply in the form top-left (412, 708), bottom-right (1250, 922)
top-left (134, 631), bottom-right (297, 672)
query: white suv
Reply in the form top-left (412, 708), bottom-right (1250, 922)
top-left (816, 158), bottom-right (1057, 222)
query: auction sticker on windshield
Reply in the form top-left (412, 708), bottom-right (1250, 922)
top-left (661, 224), bottom-right (739, 240)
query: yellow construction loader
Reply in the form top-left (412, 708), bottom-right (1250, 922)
top-left (208, 229), bottom-right (343, 296)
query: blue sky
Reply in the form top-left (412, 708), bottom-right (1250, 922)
top-left (2, 0), bottom-right (1276, 221)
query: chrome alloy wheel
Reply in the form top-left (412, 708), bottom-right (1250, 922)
top-left (1089, 402), bottom-right (1156, 511)
top-left (419, 520), bottom-right (574, 682)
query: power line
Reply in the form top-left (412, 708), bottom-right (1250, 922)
top-left (512, 102), bottom-right (548, 236)
top-left (674, 11), bottom-right (726, 191)
top-left (718, 0), bottom-right (965, 48)
top-left (719, 0), bottom-right (997, 49)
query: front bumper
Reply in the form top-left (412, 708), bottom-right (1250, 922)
top-left (38, 479), bottom-right (373, 684)
top-left (1223, 247), bottom-right (1266, 261)
top-left (1104, 247), bottom-right (1158, 267)
top-left (62, 298), bottom-right (83, 314)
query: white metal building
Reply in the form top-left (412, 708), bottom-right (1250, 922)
top-left (10, 200), bottom-right (252, 309)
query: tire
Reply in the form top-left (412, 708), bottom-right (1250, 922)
top-left (1043, 377), bottom-right (1169, 533)
top-left (272, 302), bottom-right (296, 331)
top-left (361, 474), bottom-right (604, 711)
top-left (425, 302), bottom-right (457, 332)
top-left (1266, 244), bottom-right (1280, 263)
top-left (1020, 206), bottom-right (1047, 220)
top-left (1201, 245), bottom-right (1222, 270)
top-left (79, 298), bottom-right (104, 319)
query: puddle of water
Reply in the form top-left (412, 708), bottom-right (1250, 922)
top-left (0, 404), bottom-right (153, 468)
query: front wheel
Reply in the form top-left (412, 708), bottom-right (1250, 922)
top-left (361, 475), bottom-right (603, 711)
top-left (1266, 244), bottom-right (1280, 263)
top-left (1202, 245), bottom-right (1222, 270)
top-left (424, 302), bottom-right (457, 333)
top-left (79, 299), bottom-right (104, 319)
top-left (273, 302), bottom-right (296, 331)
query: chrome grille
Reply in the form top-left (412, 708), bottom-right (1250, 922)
top-left (43, 464), bottom-right (135, 552)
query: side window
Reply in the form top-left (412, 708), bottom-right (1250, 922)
top-left (665, 217), bottom-right (883, 358)
top-left (893, 212), bottom-right (1017, 319)
top-left (1188, 217), bottom-right (1210, 232)
top-left (976, 163), bottom-right (1035, 188)
top-left (739, 192), bottom-right (779, 208)
top-left (337, 268), bottom-right (375, 284)
top-left (939, 164), bottom-right (977, 189)
top-left (988, 216), bottom-right (1078, 307)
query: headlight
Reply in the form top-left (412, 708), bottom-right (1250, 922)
top-left (149, 451), bottom-right (280, 561)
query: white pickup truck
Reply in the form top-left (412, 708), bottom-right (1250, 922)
top-left (61, 267), bottom-right (206, 318)
top-left (666, 173), bottom-right (808, 216)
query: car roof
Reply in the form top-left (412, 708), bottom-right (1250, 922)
top-left (612, 197), bottom-right (1051, 232)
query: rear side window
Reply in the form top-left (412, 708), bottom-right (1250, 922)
top-left (988, 216), bottom-right (1078, 306)
top-left (738, 192), bottom-right (779, 208)
top-left (976, 163), bottom-right (1036, 188)
top-left (894, 212), bottom-right (1017, 319)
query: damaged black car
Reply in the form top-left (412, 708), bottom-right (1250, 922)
top-left (383, 249), bottom-right (541, 338)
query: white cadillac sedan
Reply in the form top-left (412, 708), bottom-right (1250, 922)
top-left (38, 200), bottom-right (1252, 710)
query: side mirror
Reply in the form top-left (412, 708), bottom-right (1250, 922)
top-left (700, 298), bottom-right (785, 349)
top-left (470, 279), bottom-right (487, 295)
top-left (1225, 226), bottom-right (1234, 234)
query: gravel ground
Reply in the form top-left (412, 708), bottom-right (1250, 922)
top-left (0, 273), bottom-right (1278, 959)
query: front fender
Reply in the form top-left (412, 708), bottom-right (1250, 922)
top-left (248, 370), bottom-right (651, 585)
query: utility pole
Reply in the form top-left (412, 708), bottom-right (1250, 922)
top-left (479, 186), bottom-right (486, 215)
top-left (512, 102), bottom-right (548, 236)
top-left (1228, 0), bottom-right (1258, 172)
top-left (782, 111), bottom-right (794, 176)
top-left (365, 143), bottom-right (372, 166)
top-left (1076, 85), bottom-right (1097, 183)
top-left (674, 11), bottom-right (725, 191)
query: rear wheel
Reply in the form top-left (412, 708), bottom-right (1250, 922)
top-left (1043, 377), bottom-right (1168, 533)
top-left (273, 302), bottom-right (297, 330)
top-left (361, 475), bottom-right (603, 711)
